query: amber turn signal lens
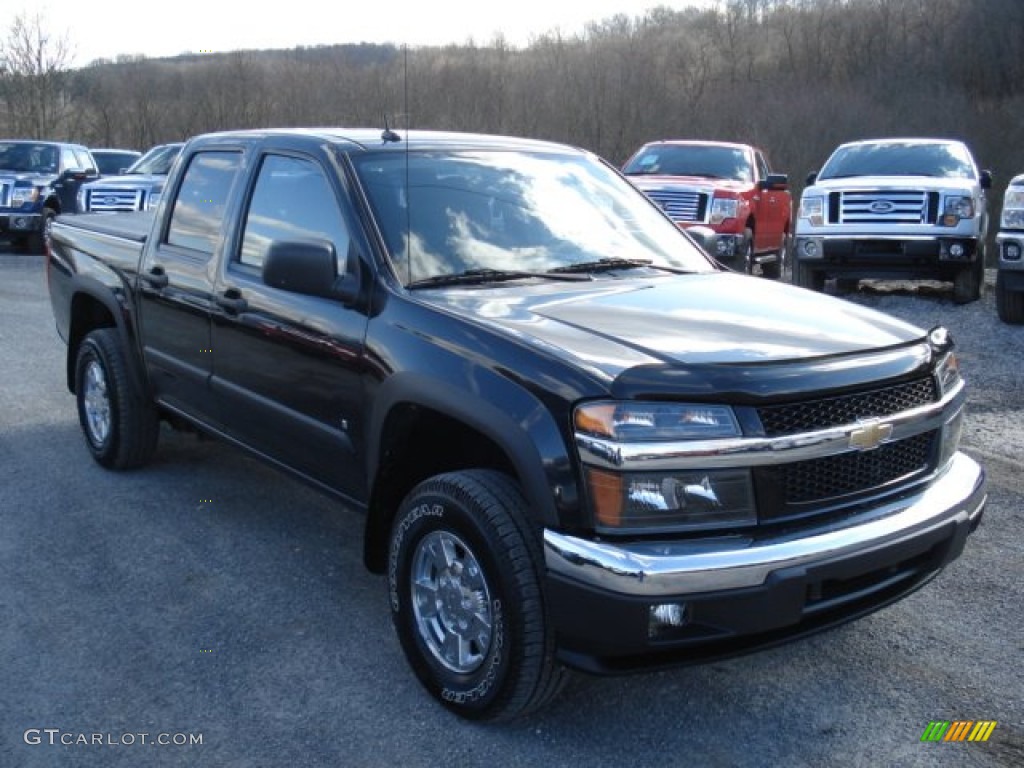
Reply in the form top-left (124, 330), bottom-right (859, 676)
top-left (586, 468), bottom-right (624, 527)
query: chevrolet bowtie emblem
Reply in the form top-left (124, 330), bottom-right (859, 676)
top-left (849, 420), bottom-right (893, 451)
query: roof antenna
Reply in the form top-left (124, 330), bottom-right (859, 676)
top-left (381, 115), bottom-right (401, 144)
top-left (402, 44), bottom-right (411, 287)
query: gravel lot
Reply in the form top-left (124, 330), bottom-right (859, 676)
top-left (1, 250), bottom-right (1022, 767)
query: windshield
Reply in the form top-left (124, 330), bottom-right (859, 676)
top-left (128, 144), bottom-right (183, 175)
top-left (352, 148), bottom-right (714, 285)
top-left (622, 144), bottom-right (752, 181)
top-left (819, 141), bottom-right (977, 180)
top-left (0, 142), bottom-right (59, 173)
top-left (93, 150), bottom-right (141, 175)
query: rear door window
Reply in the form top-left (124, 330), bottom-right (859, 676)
top-left (166, 151), bottom-right (242, 255)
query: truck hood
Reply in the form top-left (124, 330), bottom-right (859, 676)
top-left (83, 173), bottom-right (165, 190)
top-left (0, 171), bottom-right (57, 186)
top-left (422, 272), bottom-right (926, 384)
top-left (808, 176), bottom-right (980, 194)
top-left (627, 175), bottom-right (751, 194)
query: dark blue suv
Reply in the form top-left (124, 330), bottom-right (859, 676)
top-left (0, 140), bottom-right (98, 252)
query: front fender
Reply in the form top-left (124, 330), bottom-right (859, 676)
top-left (367, 370), bottom-right (576, 529)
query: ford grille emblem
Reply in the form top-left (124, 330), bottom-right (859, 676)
top-left (869, 200), bottom-right (896, 214)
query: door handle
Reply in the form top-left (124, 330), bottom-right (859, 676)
top-left (216, 289), bottom-right (247, 314)
top-left (142, 266), bottom-right (168, 288)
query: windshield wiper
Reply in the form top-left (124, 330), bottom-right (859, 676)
top-left (407, 267), bottom-right (591, 289)
top-left (548, 258), bottom-right (691, 275)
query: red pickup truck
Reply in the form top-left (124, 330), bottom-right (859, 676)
top-left (623, 140), bottom-right (792, 277)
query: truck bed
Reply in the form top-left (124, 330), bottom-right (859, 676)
top-left (47, 212), bottom-right (156, 348)
top-left (55, 211), bottom-right (154, 243)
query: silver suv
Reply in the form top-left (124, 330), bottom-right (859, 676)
top-left (77, 143), bottom-right (183, 213)
top-left (793, 138), bottom-right (992, 303)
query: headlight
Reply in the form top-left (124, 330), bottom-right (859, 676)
top-left (77, 188), bottom-right (87, 212)
top-left (575, 401), bottom-right (754, 531)
top-left (930, 328), bottom-right (963, 469)
top-left (1001, 187), bottom-right (1024, 229)
top-left (937, 408), bottom-right (965, 470)
top-left (11, 186), bottom-right (40, 207)
top-left (934, 350), bottom-right (961, 396)
top-left (929, 326), bottom-right (960, 397)
top-left (709, 197), bottom-right (738, 225)
top-left (584, 467), bottom-right (756, 532)
top-left (575, 401), bottom-right (741, 441)
top-left (942, 196), bottom-right (974, 224)
top-left (798, 196), bottom-right (823, 226)
top-left (144, 189), bottom-right (162, 211)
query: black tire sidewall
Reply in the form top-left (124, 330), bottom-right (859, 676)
top-left (794, 260), bottom-right (823, 291)
top-left (388, 480), bottom-right (526, 718)
top-left (953, 261), bottom-right (981, 304)
top-left (742, 228), bottom-right (755, 274)
top-left (996, 271), bottom-right (1024, 323)
top-left (29, 209), bottom-right (55, 255)
top-left (75, 334), bottom-right (120, 464)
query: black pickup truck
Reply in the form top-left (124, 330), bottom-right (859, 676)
top-left (46, 128), bottom-right (986, 721)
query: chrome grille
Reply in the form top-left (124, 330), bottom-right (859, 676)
top-left (84, 188), bottom-right (144, 212)
top-left (643, 189), bottom-right (708, 223)
top-left (757, 378), bottom-right (937, 437)
top-left (834, 189), bottom-right (931, 224)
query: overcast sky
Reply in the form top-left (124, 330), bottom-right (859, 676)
top-left (16, 0), bottom-right (715, 67)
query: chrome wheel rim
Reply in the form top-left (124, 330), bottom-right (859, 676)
top-left (410, 530), bottom-right (493, 674)
top-left (82, 359), bottom-right (112, 445)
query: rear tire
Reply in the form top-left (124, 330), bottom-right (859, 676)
top-left (388, 470), bottom-right (565, 720)
top-left (74, 328), bottom-right (159, 469)
top-left (996, 271), bottom-right (1024, 323)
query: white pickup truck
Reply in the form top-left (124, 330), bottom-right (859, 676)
top-left (995, 173), bottom-right (1024, 323)
top-left (793, 138), bottom-right (992, 303)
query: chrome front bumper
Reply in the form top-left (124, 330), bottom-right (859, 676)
top-left (545, 451), bottom-right (985, 598)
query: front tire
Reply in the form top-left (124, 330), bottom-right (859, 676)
top-left (28, 208), bottom-right (55, 255)
top-left (75, 328), bottom-right (159, 469)
top-left (953, 255), bottom-right (984, 304)
top-left (761, 232), bottom-right (788, 279)
top-left (388, 470), bottom-right (564, 721)
top-left (741, 228), bottom-right (755, 275)
top-left (950, 262), bottom-right (983, 303)
top-left (996, 271), bottom-right (1024, 323)
top-left (794, 260), bottom-right (825, 292)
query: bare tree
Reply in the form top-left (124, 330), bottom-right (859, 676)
top-left (0, 12), bottom-right (73, 137)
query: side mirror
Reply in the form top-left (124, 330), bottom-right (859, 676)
top-left (61, 168), bottom-right (97, 182)
top-left (760, 173), bottom-right (789, 191)
top-left (262, 238), bottom-right (361, 304)
top-left (805, 171), bottom-right (818, 186)
top-left (980, 169), bottom-right (993, 190)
